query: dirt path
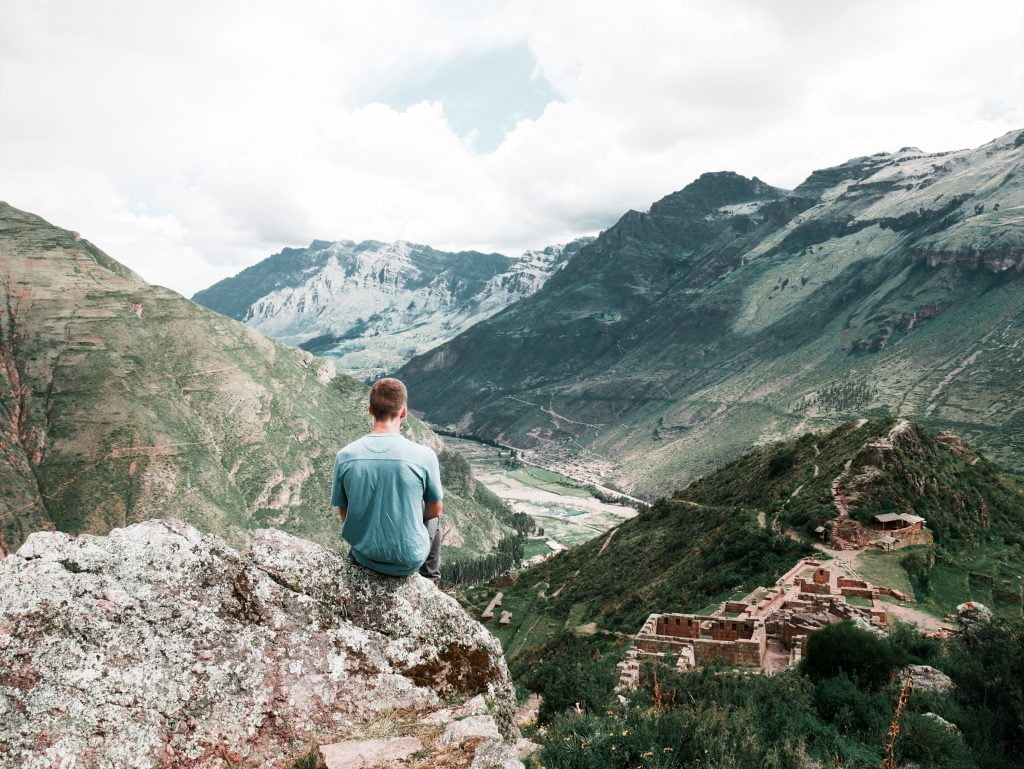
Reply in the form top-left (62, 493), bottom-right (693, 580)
top-left (830, 459), bottom-right (853, 517)
top-left (882, 602), bottom-right (952, 633)
top-left (597, 529), bottom-right (617, 555)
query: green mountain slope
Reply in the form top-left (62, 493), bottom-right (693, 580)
top-left (0, 202), bottom-right (509, 557)
top-left (398, 130), bottom-right (1024, 496)
top-left (473, 419), bottom-right (1024, 668)
top-left (478, 421), bottom-right (1024, 769)
top-left (680, 417), bottom-right (1024, 545)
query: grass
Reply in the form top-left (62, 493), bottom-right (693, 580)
top-left (855, 542), bottom-right (1024, 620)
top-left (563, 601), bottom-right (590, 631)
top-left (855, 549), bottom-right (918, 600)
top-left (845, 595), bottom-right (873, 607)
top-left (523, 539), bottom-right (555, 559)
top-left (508, 465), bottom-right (587, 497)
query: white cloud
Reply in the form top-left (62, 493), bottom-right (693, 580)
top-left (0, 0), bottom-right (1021, 296)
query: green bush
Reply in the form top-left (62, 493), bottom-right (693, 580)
top-left (896, 713), bottom-right (974, 769)
top-left (516, 633), bottom-right (618, 723)
top-left (800, 621), bottom-right (898, 690)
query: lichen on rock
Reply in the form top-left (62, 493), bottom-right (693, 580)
top-left (0, 519), bottom-right (516, 768)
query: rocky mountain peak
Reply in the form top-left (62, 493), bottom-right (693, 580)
top-left (650, 171), bottom-right (783, 216)
top-left (194, 237), bottom-right (592, 379)
top-left (0, 520), bottom-right (518, 768)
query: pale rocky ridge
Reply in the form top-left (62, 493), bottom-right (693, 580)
top-left (192, 237), bottom-right (593, 380)
top-left (0, 520), bottom-right (521, 768)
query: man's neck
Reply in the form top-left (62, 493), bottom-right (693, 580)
top-left (370, 419), bottom-right (402, 435)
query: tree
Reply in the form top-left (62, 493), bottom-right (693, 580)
top-left (801, 621), bottom-right (898, 690)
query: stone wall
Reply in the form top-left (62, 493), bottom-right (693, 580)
top-left (692, 632), bottom-right (765, 667)
top-left (798, 579), bottom-right (831, 595)
top-left (837, 577), bottom-right (868, 589)
top-left (654, 614), bottom-right (702, 638)
top-left (840, 586), bottom-right (875, 599)
top-left (708, 618), bottom-right (757, 641)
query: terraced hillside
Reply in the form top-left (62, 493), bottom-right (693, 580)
top-left (0, 202), bottom-right (510, 557)
top-left (399, 130), bottom-right (1024, 495)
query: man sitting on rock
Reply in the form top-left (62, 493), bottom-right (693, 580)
top-left (331, 377), bottom-right (444, 584)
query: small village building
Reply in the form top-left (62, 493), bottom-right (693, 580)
top-left (481, 592), bottom-right (504, 622)
top-left (873, 513), bottom-right (926, 531)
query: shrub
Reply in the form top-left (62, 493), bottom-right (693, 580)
top-left (800, 621), bottom-right (898, 690)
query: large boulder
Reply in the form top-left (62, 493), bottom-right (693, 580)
top-left (903, 664), bottom-right (955, 694)
top-left (956, 601), bottom-right (994, 632)
top-left (0, 520), bottom-right (516, 768)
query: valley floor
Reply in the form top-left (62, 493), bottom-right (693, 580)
top-left (445, 436), bottom-right (637, 551)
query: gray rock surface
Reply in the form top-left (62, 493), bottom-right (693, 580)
top-left (441, 715), bottom-right (503, 746)
top-left (904, 665), bottom-right (956, 694)
top-left (319, 736), bottom-right (423, 768)
top-left (470, 738), bottom-right (526, 769)
top-left (957, 601), bottom-right (993, 631)
top-left (851, 613), bottom-right (887, 637)
top-left (515, 737), bottom-right (542, 759)
top-left (454, 694), bottom-right (489, 717)
top-left (0, 520), bottom-right (515, 768)
top-left (922, 712), bottom-right (961, 734)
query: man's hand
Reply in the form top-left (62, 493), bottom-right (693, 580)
top-left (424, 500), bottom-right (443, 521)
top-left (335, 506), bottom-right (347, 523)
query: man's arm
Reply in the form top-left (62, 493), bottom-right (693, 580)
top-left (423, 500), bottom-right (443, 520)
top-left (330, 454), bottom-right (348, 524)
top-left (423, 449), bottom-right (444, 521)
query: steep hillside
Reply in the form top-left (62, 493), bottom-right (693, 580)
top-left (0, 202), bottom-right (510, 557)
top-left (477, 421), bottom-right (1024, 769)
top-left (193, 237), bottom-right (591, 380)
top-left (398, 130), bottom-right (1024, 495)
top-left (469, 418), bottom-right (1024, 670)
top-left (496, 500), bottom-right (807, 637)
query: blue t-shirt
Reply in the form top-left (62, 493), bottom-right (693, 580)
top-left (331, 433), bottom-right (444, 576)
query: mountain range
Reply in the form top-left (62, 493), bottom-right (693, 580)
top-left (193, 237), bottom-right (592, 380)
top-left (0, 202), bottom-right (511, 558)
top-left (397, 130), bottom-right (1024, 496)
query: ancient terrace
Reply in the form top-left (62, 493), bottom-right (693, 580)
top-left (616, 557), bottom-right (909, 689)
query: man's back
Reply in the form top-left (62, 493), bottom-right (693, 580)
top-left (331, 433), bottom-right (443, 576)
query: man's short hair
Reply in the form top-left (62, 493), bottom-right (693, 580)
top-left (369, 378), bottom-right (408, 420)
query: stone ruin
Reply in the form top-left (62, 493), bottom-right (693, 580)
top-left (616, 557), bottom-right (910, 689)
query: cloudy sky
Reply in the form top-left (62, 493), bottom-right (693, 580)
top-left (2, 0), bottom-right (1022, 296)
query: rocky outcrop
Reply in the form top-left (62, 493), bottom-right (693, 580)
top-left (0, 520), bottom-right (516, 768)
top-left (956, 601), bottom-right (994, 632)
top-left (903, 664), bottom-right (955, 694)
